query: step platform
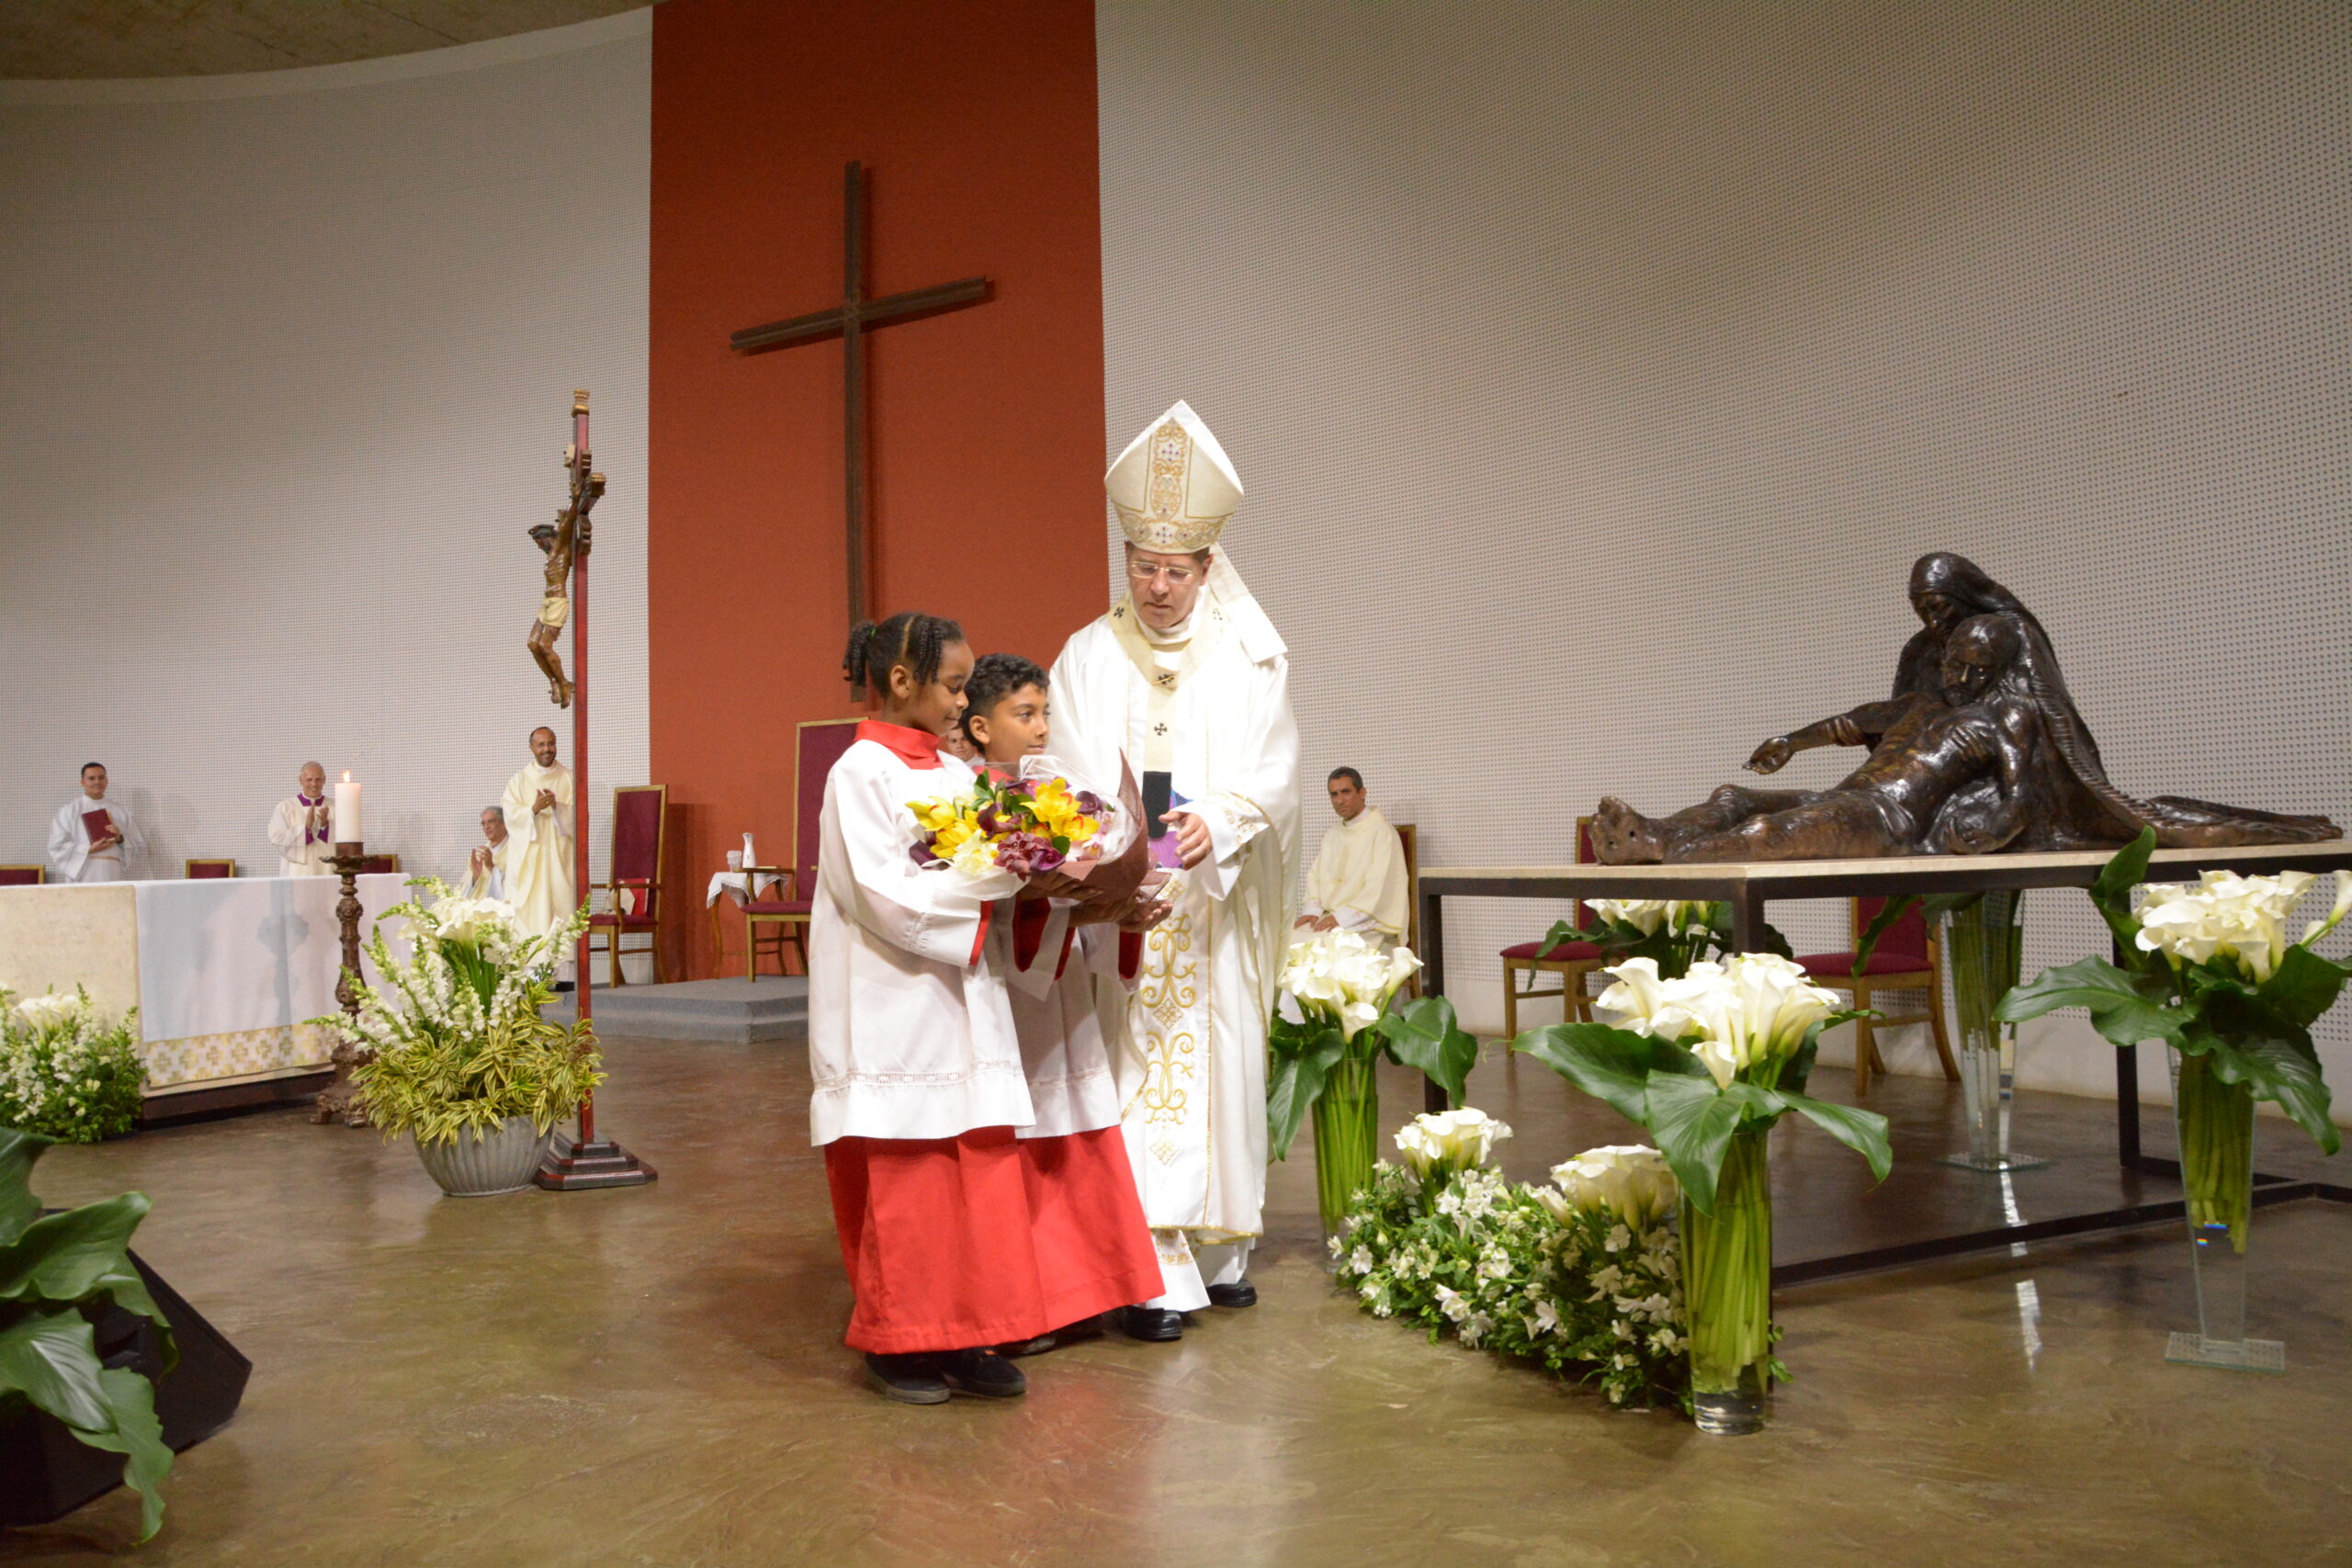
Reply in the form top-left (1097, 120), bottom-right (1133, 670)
top-left (546, 976), bottom-right (807, 1043)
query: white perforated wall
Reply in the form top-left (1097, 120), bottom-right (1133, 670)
top-left (1099, 0), bottom-right (2352, 1111)
top-left (0, 17), bottom-right (652, 894)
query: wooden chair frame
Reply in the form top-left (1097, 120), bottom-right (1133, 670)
top-left (357, 853), bottom-right (401, 874)
top-left (1815, 899), bottom-right (1961, 1094)
top-left (183, 858), bottom-right (237, 879)
top-left (738, 717), bottom-right (859, 983)
top-left (1501, 815), bottom-right (1605, 1038)
top-left (1395, 822), bottom-right (1420, 998)
top-left (589, 784), bottom-right (670, 988)
top-left (0, 865), bottom-right (50, 886)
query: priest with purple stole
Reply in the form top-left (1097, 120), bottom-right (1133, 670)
top-left (1047, 400), bottom-right (1301, 1339)
top-left (266, 761), bottom-right (337, 876)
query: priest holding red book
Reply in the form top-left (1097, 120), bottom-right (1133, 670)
top-left (48, 761), bottom-right (144, 884)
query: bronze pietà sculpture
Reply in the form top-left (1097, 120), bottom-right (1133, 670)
top-left (1593, 553), bottom-right (2336, 863)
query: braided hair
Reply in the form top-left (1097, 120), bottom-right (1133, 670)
top-left (842, 611), bottom-right (965, 695)
top-left (958, 652), bottom-right (1050, 745)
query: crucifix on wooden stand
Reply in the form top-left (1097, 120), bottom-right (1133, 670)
top-left (534, 389), bottom-right (656, 1192)
top-left (729, 160), bottom-right (992, 672)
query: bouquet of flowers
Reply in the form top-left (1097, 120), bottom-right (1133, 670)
top-left (1997, 830), bottom-right (2346, 1253)
top-left (321, 880), bottom-right (603, 1145)
top-left (0, 982), bottom-right (146, 1142)
top-left (1336, 1112), bottom-right (1690, 1411)
top-left (1512, 952), bottom-right (1888, 1431)
top-left (908, 771), bottom-right (1111, 880)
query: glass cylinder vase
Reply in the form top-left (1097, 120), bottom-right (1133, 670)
top-left (2165, 1047), bottom-right (2281, 1371)
top-left (1681, 1126), bottom-right (1773, 1435)
top-left (1937, 890), bottom-right (2046, 1172)
top-left (1312, 1055), bottom-right (1381, 1244)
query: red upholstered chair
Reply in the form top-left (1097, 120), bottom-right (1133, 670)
top-left (589, 784), bottom-right (668, 987)
top-left (358, 854), bottom-right (401, 874)
top-left (0, 865), bottom-right (44, 886)
top-left (1798, 897), bottom-right (1960, 1094)
top-left (184, 859), bottom-right (235, 879)
top-left (1500, 815), bottom-right (1607, 1036)
top-left (741, 719), bottom-right (862, 981)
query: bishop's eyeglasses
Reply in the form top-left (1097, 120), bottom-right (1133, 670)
top-left (1125, 559), bottom-right (1200, 587)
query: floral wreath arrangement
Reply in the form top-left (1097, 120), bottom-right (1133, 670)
top-left (0, 983), bottom-right (147, 1143)
top-left (1335, 1109), bottom-right (1690, 1411)
top-left (318, 882), bottom-right (604, 1146)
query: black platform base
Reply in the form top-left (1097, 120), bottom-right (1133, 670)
top-left (535, 1136), bottom-right (658, 1190)
top-left (0, 1251), bottom-right (250, 1529)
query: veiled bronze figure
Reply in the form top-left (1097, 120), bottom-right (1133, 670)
top-left (1593, 553), bottom-right (2336, 863)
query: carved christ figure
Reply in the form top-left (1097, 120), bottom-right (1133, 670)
top-left (528, 453), bottom-right (604, 709)
top-left (1595, 552), bottom-right (2335, 863)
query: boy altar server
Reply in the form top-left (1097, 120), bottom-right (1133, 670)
top-left (49, 762), bottom-right (145, 884)
top-left (1048, 400), bottom-right (1302, 1337)
top-left (958, 653), bottom-right (1165, 1354)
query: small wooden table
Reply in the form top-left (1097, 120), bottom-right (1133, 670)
top-left (1417, 840), bottom-right (2352, 1280)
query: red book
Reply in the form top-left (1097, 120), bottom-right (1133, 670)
top-left (82, 808), bottom-right (113, 843)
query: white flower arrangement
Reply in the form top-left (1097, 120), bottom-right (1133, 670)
top-left (0, 982), bottom-right (147, 1142)
top-left (1335, 1118), bottom-right (1688, 1413)
top-left (2132, 868), bottom-right (2352, 983)
top-left (1282, 927), bottom-right (1422, 1040)
top-left (1594, 953), bottom-right (1844, 1089)
top-left (1587, 899), bottom-right (1712, 939)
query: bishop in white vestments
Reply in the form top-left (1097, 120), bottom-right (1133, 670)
top-left (501, 727), bottom-right (576, 942)
top-left (1297, 767), bottom-right (1409, 946)
top-left (1049, 400), bottom-right (1301, 1327)
top-left (48, 762), bottom-right (144, 884)
top-left (266, 761), bottom-right (338, 876)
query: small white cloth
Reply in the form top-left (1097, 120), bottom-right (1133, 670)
top-left (707, 869), bottom-right (785, 907)
top-left (48, 796), bottom-right (142, 884)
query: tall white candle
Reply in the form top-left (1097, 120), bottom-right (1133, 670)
top-left (334, 773), bottom-right (363, 845)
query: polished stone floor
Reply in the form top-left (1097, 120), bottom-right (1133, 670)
top-left (6, 1039), bottom-right (2347, 1565)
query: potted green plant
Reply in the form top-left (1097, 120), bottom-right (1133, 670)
top-left (322, 884), bottom-right (605, 1196)
top-left (0, 1126), bottom-right (175, 1540)
top-left (0, 985), bottom-right (147, 1143)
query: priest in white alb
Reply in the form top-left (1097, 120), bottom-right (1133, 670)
top-left (266, 761), bottom-right (338, 876)
top-left (501, 727), bottom-right (576, 947)
top-left (48, 762), bottom-right (145, 884)
top-left (1295, 766), bottom-right (1409, 947)
top-left (1048, 400), bottom-right (1301, 1339)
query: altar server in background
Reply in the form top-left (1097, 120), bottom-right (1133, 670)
top-left (267, 761), bottom-right (338, 877)
top-left (48, 762), bottom-right (144, 884)
top-left (812, 612), bottom-right (1046, 1405)
top-left (501, 727), bottom-right (575, 944)
top-left (1049, 400), bottom-right (1302, 1337)
top-left (958, 652), bottom-right (1166, 1355)
top-left (458, 805), bottom-right (512, 900)
top-left (1296, 766), bottom-right (1409, 947)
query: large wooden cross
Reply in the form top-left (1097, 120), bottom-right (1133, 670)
top-left (729, 160), bottom-right (991, 632)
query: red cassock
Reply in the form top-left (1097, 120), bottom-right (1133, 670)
top-left (826, 1124), bottom-right (1159, 1353)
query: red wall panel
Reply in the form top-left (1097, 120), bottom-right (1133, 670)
top-left (650, 0), bottom-right (1105, 978)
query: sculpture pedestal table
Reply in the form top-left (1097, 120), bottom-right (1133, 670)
top-left (1415, 840), bottom-right (2352, 1284)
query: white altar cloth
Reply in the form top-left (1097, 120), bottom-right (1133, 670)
top-left (0, 874), bottom-right (407, 1096)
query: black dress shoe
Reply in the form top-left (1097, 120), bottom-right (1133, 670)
top-left (935, 1348), bottom-right (1026, 1398)
top-left (1113, 1305), bottom-right (1185, 1342)
top-left (1204, 1280), bottom-right (1258, 1309)
top-left (864, 1352), bottom-right (950, 1404)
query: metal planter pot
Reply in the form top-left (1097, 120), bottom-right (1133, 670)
top-left (413, 1116), bottom-right (553, 1197)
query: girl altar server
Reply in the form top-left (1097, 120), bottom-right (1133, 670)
top-left (957, 653), bottom-right (1166, 1353)
top-left (812, 612), bottom-right (1045, 1404)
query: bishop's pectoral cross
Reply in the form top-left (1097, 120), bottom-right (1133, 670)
top-left (730, 161), bottom-right (992, 636)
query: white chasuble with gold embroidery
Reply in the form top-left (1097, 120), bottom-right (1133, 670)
top-left (1049, 563), bottom-right (1299, 1306)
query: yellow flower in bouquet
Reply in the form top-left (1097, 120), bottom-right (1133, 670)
top-left (1027, 777), bottom-right (1102, 849)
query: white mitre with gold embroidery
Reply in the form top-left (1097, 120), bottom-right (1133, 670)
top-left (1106, 400), bottom-right (1243, 553)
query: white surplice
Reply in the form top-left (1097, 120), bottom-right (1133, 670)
top-left (48, 796), bottom-right (143, 884)
top-left (1301, 806), bottom-right (1409, 941)
top-left (1049, 556), bottom-right (1301, 1309)
top-left (266, 795), bottom-right (337, 877)
top-left (501, 762), bottom-right (576, 941)
top-left (997, 905), bottom-right (1131, 1140)
top-left (807, 726), bottom-right (1031, 1145)
top-left (455, 838), bottom-right (510, 901)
